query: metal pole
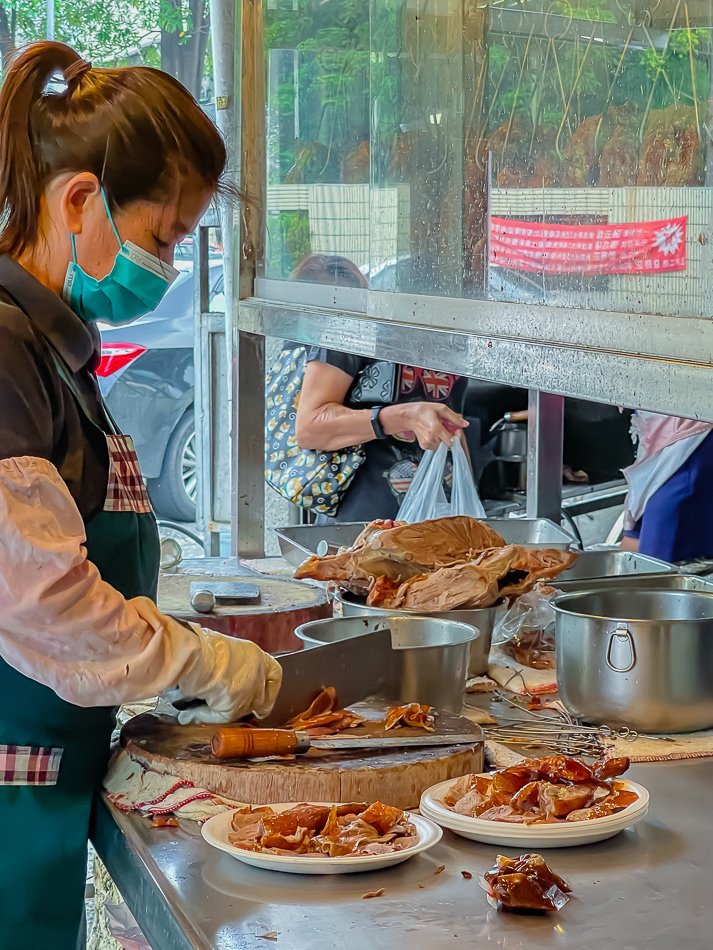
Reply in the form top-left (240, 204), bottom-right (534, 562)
top-left (526, 390), bottom-right (564, 522)
top-left (211, 0), bottom-right (266, 558)
top-left (232, 0), bottom-right (266, 558)
top-left (46, 0), bottom-right (55, 39)
top-left (206, 0), bottom-right (237, 555)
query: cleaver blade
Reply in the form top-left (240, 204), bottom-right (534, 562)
top-left (261, 627), bottom-right (396, 727)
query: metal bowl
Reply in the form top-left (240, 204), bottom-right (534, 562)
top-left (335, 591), bottom-right (494, 677)
top-left (553, 588), bottom-right (713, 733)
top-left (554, 550), bottom-right (675, 589)
top-left (295, 615), bottom-right (478, 713)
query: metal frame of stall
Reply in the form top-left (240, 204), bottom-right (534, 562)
top-left (199, 1), bottom-right (713, 560)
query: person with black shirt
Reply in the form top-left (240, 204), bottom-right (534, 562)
top-left (298, 351), bottom-right (468, 520)
top-left (288, 256), bottom-right (468, 521)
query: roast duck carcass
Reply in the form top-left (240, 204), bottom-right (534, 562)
top-left (294, 516), bottom-right (576, 610)
top-left (367, 545), bottom-right (576, 611)
top-left (293, 516), bottom-right (506, 592)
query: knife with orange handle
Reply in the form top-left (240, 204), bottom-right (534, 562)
top-left (211, 726), bottom-right (481, 759)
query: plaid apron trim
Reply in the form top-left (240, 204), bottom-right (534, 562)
top-left (0, 744), bottom-right (63, 786)
top-left (104, 434), bottom-right (153, 514)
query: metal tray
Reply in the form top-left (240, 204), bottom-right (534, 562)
top-left (275, 518), bottom-right (574, 568)
top-left (555, 571), bottom-right (713, 594)
top-left (276, 523), bottom-right (365, 568)
top-left (554, 550), bottom-right (675, 589)
top-left (483, 518), bottom-right (574, 549)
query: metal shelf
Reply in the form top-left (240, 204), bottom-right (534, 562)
top-left (239, 295), bottom-right (713, 422)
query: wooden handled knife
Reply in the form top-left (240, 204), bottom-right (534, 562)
top-left (211, 726), bottom-right (483, 758)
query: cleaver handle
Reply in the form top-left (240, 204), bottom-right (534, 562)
top-left (211, 727), bottom-right (310, 759)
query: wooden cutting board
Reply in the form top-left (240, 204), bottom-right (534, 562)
top-left (121, 705), bottom-right (483, 810)
top-left (157, 575), bottom-right (330, 653)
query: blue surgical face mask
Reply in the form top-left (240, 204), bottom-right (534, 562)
top-left (63, 189), bottom-right (179, 326)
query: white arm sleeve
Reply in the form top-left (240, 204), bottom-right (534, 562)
top-left (0, 455), bottom-right (203, 706)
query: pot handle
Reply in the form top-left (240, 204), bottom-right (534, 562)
top-left (607, 625), bottom-right (636, 673)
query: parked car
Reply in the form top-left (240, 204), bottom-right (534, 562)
top-left (97, 263), bottom-right (224, 521)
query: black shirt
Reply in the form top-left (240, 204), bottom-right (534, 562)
top-left (0, 257), bottom-right (109, 521)
top-left (306, 347), bottom-right (467, 521)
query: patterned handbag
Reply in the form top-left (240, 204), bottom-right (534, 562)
top-left (265, 346), bottom-right (366, 516)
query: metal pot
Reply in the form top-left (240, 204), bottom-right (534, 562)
top-left (336, 591), bottom-right (493, 676)
top-left (295, 615), bottom-right (477, 713)
top-left (493, 421), bottom-right (528, 461)
top-left (553, 588), bottom-right (713, 733)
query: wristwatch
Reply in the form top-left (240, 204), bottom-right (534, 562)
top-left (370, 406), bottom-right (388, 440)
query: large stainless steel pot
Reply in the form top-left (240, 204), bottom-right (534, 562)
top-left (295, 615), bottom-right (477, 712)
top-left (336, 591), bottom-right (493, 676)
top-left (553, 589), bottom-right (713, 733)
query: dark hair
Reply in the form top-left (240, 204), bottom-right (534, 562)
top-left (291, 254), bottom-right (367, 289)
top-left (0, 41), bottom-right (232, 257)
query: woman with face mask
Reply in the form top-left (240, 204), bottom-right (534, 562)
top-left (0, 42), bottom-right (282, 945)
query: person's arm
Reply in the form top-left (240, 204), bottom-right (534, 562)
top-left (0, 455), bottom-right (280, 717)
top-left (0, 318), bottom-right (280, 718)
top-left (296, 359), bottom-right (467, 453)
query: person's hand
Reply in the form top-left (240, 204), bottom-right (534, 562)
top-left (171, 626), bottom-right (283, 725)
top-left (380, 402), bottom-right (468, 452)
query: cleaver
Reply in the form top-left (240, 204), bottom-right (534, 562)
top-left (260, 627), bottom-right (397, 727)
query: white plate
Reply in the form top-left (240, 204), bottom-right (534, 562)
top-left (201, 802), bottom-right (442, 875)
top-left (419, 776), bottom-right (649, 848)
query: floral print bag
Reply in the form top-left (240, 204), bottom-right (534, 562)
top-left (265, 346), bottom-right (366, 516)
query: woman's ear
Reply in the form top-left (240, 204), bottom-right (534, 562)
top-left (57, 172), bottom-right (102, 235)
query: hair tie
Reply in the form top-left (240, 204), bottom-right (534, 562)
top-left (64, 58), bottom-right (92, 93)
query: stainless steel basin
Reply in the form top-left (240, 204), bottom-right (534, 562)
top-left (336, 591), bottom-right (493, 677)
top-left (295, 615), bottom-right (477, 712)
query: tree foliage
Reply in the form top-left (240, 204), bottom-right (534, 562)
top-left (0, 0), bottom-right (212, 98)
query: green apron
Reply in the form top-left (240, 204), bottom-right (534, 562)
top-left (0, 354), bottom-right (160, 948)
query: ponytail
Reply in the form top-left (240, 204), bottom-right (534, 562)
top-left (0, 42), bottom-right (79, 257)
top-left (0, 41), bottom-right (231, 258)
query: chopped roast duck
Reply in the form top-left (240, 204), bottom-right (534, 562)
top-left (229, 801), bottom-right (419, 857)
top-left (294, 516), bottom-right (506, 588)
top-left (367, 545), bottom-right (576, 611)
top-left (482, 853), bottom-right (572, 912)
top-left (284, 685), bottom-right (366, 735)
top-left (384, 703), bottom-right (435, 732)
top-left (443, 754), bottom-right (635, 824)
top-left (500, 627), bottom-right (556, 670)
top-left (283, 689), bottom-right (439, 738)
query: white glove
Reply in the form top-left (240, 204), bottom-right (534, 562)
top-left (170, 625), bottom-right (283, 725)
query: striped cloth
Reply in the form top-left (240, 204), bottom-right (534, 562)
top-left (0, 744), bottom-right (63, 785)
top-left (103, 434), bottom-right (152, 514)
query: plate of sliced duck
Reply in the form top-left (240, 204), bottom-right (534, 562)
top-left (419, 754), bottom-right (649, 848)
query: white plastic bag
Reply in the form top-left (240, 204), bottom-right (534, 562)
top-left (492, 582), bottom-right (560, 670)
top-left (397, 438), bottom-right (486, 523)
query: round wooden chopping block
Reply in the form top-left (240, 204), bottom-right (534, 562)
top-left (122, 714), bottom-right (483, 810)
top-left (157, 575), bottom-right (330, 653)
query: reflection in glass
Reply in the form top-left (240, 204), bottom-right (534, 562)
top-left (264, 2), bottom-right (713, 317)
top-left (264, 2), bottom-right (370, 280)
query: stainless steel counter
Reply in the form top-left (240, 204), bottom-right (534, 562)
top-left (93, 759), bottom-right (710, 950)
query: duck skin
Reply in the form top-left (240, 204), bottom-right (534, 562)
top-left (294, 516), bottom-right (506, 585)
top-left (367, 545), bottom-right (576, 611)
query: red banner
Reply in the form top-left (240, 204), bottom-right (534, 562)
top-left (490, 216), bottom-right (687, 275)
